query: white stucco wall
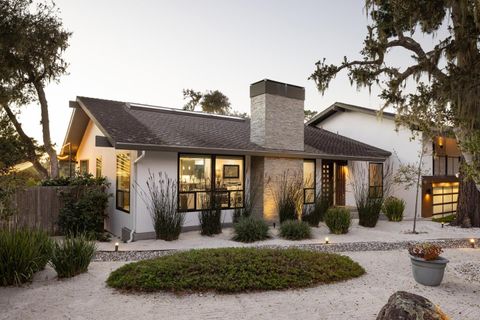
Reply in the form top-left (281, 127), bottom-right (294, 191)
top-left (75, 120), bottom-right (133, 236)
top-left (133, 152), bottom-right (251, 234)
top-left (317, 111), bottom-right (433, 218)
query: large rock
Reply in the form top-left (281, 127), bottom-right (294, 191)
top-left (377, 291), bottom-right (449, 320)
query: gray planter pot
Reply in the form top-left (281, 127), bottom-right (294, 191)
top-left (410, 255), bottom-right (449, 286)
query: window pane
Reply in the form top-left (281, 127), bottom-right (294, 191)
top-left (434, 156), bottom-right (446, 176)
top-left (303, 160), bottom-right (315, 188)
top-left (214, 192), bottom-right (229, 208)
top-left (305, 189), bottom-right (315, 204)
top-left (80, 160), bottom-right (89, 175)
top-left (230, 191), bottom-right (244, 208)
top-left (96, 157), bottom-right (102, 178)
top-left (369, 163), bottom-right (383, 197)
top-left (179, 155), bottom-right (212, 192)
top-left (179, 193), bottom-right (195, 210)
top-left (215, 156), bottom-right (243, 191)
top-left (196, 192), bottom-right (210, 210)
top-left (116, 153), bottom-right (130, 212)
top-left (433, 195), bottom-right (443, 204)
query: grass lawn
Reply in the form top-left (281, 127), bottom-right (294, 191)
top-left (106, 247), bottom-right (365, 293)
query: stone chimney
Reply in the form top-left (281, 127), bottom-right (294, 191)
top-left (250, 79), bottom-right (305, 151)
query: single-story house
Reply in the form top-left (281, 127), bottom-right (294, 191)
top-left (307, 102), bottom-right (461, 219)
top-left (61, 79), bottom-right (391, 240)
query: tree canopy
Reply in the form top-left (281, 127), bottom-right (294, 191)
top-left (310, 0), bottom-right (480, 227)
top-left (183, 89), bottom-right (232, 115)
top-left (0, 0), bottom-right (71, 178)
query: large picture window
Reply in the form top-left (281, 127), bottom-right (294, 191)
top-left (116, 153), bottom-right (131, 213)
top-left (303, 160), bottom-right (315, 204)
top-left (178, 154), bottom-right (244, 211)
top-left (369, 163), bottom-right (383, 198)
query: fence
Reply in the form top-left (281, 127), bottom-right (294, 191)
top-left (0, 186), bottom-right (72, 235)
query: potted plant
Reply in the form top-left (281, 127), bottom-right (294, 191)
top-left (408, 243), bottom-right (449, 286)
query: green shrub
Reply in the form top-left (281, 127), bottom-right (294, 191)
top-left (0, 228), bottom-right (53, 286)
top-left (58, 187), bottom-right (110, 239)
top-left (232, 217), bottom-right (270, 243)
top-left (50, 235), bottom-right (96, 278)
top-left (324, 207), bottom-right (351, 234)
top-left (432, 214), bottom-right (456, 223)
top-left (302, 194), bottom-right (330, 227)
top-left (141, 172), bottom-right (184, 241)
top-left (279, 220), bottom-right (311, 240)
top-left (357, 197), bottom-right (383, 227)
top-left (382, 197), bottom-right (405, 222)
top-left (106, 248), bottom-right (365, 293)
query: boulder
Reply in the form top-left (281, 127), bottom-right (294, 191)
top-left (377, 291), bottom-right (449, 320)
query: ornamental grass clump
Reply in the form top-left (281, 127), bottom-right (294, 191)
top-left (199, 194), bottom-right (222, 236)
top-left (279, 220), bottom-right (311, 240)
top-left (140, 172), bottom-right (184, 241)
top-left (106, 248), bottom-right (365, 293)
top-left (50, 234), bottom-right (96, 278)
top-left (232, 217), bottom-right (270, 243)
top-left (324, 207), bottom-right (351, 234)
top-left (383, 196), bottom-right (405, 222)
top-left (270, 171), bottom-right (303, 223)
top-left (0, 228), bottom-right (53, 286)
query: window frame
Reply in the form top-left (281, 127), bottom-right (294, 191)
top-left (116, 153), bottom-right (131, 213)
top-left (79, 159), bottom-right (89, 175)
top-left (96, 157), bottom-right (102, 178)
top-left (303, 159), bottom-right (316, 204)
top-left (433, 155), bottom-right (461, 176)
top-left (177, 153), bottom-right (245, 212)
top-left (368, 162), bottom-right (383, 198)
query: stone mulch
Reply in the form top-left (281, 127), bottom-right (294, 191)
top-left (93, 238), bottom-right (478, 262)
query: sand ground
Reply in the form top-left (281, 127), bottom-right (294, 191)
top-left (1, 248), bottom-right (479, 320)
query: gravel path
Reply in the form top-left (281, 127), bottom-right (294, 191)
top-left (94, 237), bottom-right (478, 262)
top-left (1, 249), bottom-right (479, 320)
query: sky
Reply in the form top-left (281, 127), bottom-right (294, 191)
top-left (17, 0), bottom-right (445, 151)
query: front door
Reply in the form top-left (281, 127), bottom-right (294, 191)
top-left (335, 162), bottom-right (347, 206)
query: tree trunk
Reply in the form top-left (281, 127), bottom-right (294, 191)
top-left (1, 104), bottom-right (49, 179)
top-left (33, 80), bottom-right (59, 178)
top-left (454, 172), bottom-right (480, 227)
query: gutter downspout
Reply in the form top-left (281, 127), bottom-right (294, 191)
top-left (127, 150), bottom-right (146, 243)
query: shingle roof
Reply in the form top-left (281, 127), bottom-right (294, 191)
top-left (70, 96), bottom-right (390, 160)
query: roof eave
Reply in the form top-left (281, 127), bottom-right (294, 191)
top-left (114, 142), bottom-right (390, 162)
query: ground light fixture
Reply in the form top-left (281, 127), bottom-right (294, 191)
top-left (470, 239), bottom-right (475, 248)
top-left (115, 242), bottom-right (119, 252)
top-left (325, 237), bottom-right (329, 244)
top-left (441, 222), bottom-right (444, 228)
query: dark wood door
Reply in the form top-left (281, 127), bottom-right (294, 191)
top-left (335, 163), bottom-right (347, 206)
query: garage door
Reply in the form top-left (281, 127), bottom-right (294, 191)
top-left (432, 182), bottom-right (459, 216)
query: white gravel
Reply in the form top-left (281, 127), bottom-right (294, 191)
top-left (1, 248), bottom-right (479, 320)
top-left (96, 219), bottom-right (480, 253)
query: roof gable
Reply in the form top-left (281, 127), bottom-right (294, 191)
top-left (307, 102), bottom-right (395, 126)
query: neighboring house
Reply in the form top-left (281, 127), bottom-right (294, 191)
top-left (307, 102), bottom-right (462, 219)
top-left (61, 79), bottom-right (391, 240)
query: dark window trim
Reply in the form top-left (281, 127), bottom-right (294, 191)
top-left (116, 153), bottom-right (130, 213)
top-left (368, 162), bottom-right (383, 198)
top-left (303, 159), bottom-right (316, 204)
top-left (177, 153), bottom-right (245, 212)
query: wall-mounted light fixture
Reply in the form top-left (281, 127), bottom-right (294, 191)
top-left (426, 188), bottom-right (432, 195)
